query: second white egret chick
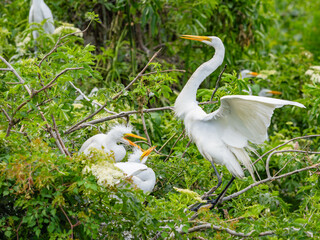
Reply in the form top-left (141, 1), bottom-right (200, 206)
top-left (116, 146), bottom-right (157, 193)
top-left (79, 125), bottom-right (146, 162)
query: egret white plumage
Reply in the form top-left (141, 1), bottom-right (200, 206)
top-left (115, 147), bottom-right (156, 193)
top-left (29, 0), bottom-right (55, 39)
top-left (174, 35), bottom-right (305, 210)
top-left (79, 125), bottom-right (146, 162)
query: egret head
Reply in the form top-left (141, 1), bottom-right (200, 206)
top-left (180, 35), bottom-right (224, 50)
top-left (108, 125), bottom-right (146, 148)
top-left (128, 146), bottom-right (156, 164)
top-left (239, 69), bottom-right (259, 79)
top-left (258, 89), bottom-right (282, 97)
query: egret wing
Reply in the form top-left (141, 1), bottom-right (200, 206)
top-left (204, 95), bottom-right (305, 145)
top-left (115, 162), bottom-right (148, 177)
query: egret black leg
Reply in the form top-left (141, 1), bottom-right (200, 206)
top-left (208, 176), bottom-right (235, 209)
top-left (190, 176), bottom-right (235, 212)
top-left (209, 162), bottom-right (222, 196)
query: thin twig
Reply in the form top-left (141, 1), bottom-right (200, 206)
top-left (0, 55), bottom-right (32, 96)
top-left (210, 64), bottom-right (227, 101)
top-left (65, 49), bottom-right (162, 134)
top-left (0, 106), bottom-right (11, 121)
top-left (253, 135), bottom-right (320, 165)
top-left (33, 67), bottom-right (83, 95)
top-left (177, 223), bottom-right (274, 237)
top-left (265, 149), bottom-right (320, 178)
top-left (142, 69), bottom-right (186, 76)
top-left (65, 100), bottom-right (216, 134)
top-left (65, 106), bottom-right (173, 134)
top-left (112, 48), bottom-right (162, 101)
top-left (157, 132), bottom-right (179, 153)
top-left (222, 161), bottom-right (320, 202)
top-left (51, 114), bottom-right (71, 156)
top-left (140, 108), bottom-right (152, 145)
top-left (68, 81), bottom-right (117, 114)
top-left (38, 22), bottom-right (92, 68)
top-left (181, 140), bottom-right (192, 158)
top-left (164, 130), bottom-right (185, 162)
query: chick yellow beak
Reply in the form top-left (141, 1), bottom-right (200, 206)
top-left (249, 72), bottom-right (259, 77)
top-left (267, 90), bottom-right (282, 95)
top-left (123, 133), bottom-right (147, 149)
top-left (140, 146), bottom-right (156, 161)
top-left (180, 35), bottom-right (211, 42)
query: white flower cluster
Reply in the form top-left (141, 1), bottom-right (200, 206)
top-left (305, 66), bottom-right (320, 83)
top-left (83, 161), bottom-right (125, 187)
top-left (53, 22), bottom-right (83, 37)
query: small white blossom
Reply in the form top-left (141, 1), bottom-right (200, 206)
top-left (54, 23), bottom-right (83, 37)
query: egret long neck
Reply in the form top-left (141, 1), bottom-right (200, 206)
top-left (175, 42), bottom-right (225, 118)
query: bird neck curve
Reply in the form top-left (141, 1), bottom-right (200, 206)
top-left (174, 39), bottom-right (225, 118)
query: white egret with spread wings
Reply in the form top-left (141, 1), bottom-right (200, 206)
top-left (174, 35), bottom-right (305, 210)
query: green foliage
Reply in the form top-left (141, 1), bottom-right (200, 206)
top-left (0, 0), bottom-right (320, 239)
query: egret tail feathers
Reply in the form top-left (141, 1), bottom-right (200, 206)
top-left (231, 147), bottom-right (259, 181)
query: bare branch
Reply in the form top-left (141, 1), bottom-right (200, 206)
top-left (111, 48), bottom-right (162, 101)
top-left (177, 223), bottom-right (274, 237)
top-left (68, 81), bottom-right (117, 114)
top-left (210, 64), bottom-right (227, 101)
top-left (51, 114), bottom-right (71, 157)
top-left (164, 130), bottom-right (185, 162)
top-left (140, 108), bottom-right (152, 145)
top-left (157, 132), bottom-right (179, 153)
top-left (33, 67), bottom-right (83, 95)
top-left (65, 106), bottom-right (173, 134)
top-left (0, 106), bottom-right (11, 121)
top-left (265, 149), bottom-right (320, 178)
top-left (142, 69), bottom-right (186, 76)
top-left (253, 135), bottom-right (320, 165)
top-left (62, 49), bottom-right (164, 134)
top-left (222, 162), bottom-right (320, 202)
top-left (0, 55), bottom-right (32, 96)
top-left (38, 22), bottom-right (92, 68)
top-left (65, 100), bottom-right (216, 134)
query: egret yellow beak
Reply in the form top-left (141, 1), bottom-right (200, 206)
top-left (267, 90), bottom-right (282, 95)
top-left (140, 146), bottom-right (156, 161)
top-left (249, 72), bottom-right (259, 77)
top-left (180, 35), bottom-right (211, 42)
top-left (123, 133), bottom-right (147, 149)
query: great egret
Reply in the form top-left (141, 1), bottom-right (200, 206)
top-left (174, 35), bottom-right (305, 210)
top-left (239, 69), bottom-right (282, 97)
top-left (115, 146), bottom-right (157, 193)
top-left (79, 125), bottom-right (146, 162)
top-left (29, 0), bottom-right (55, 39)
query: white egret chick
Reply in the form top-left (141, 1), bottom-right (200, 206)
top-left (116, 146), bottom-right (157, 193)
top-left (79, 125), bottom-right (146, 162)
top-left (29, 0), bottom-right (55, 39)
top-left (175, 35), bottom-right (305, 210)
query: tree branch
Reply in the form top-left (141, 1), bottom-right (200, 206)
top-left (65, 49), bottom-right (162, 134)
top-left (68, 81), bottom-right (117, 114)
top-left (177, 222), bottom-right (274, 237)
top-left (210, 64), bottom-right (227, 101)
top-left (253, 135), bottom-right (320, 165)
top-left (0, 55), bottom-right (32, 96)
top-left (266, 149), bottom-right (320, 178)
top-left (111, 48), bottom-right (162, 100)
top-left (222, 162), bottom-right (320, 202)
